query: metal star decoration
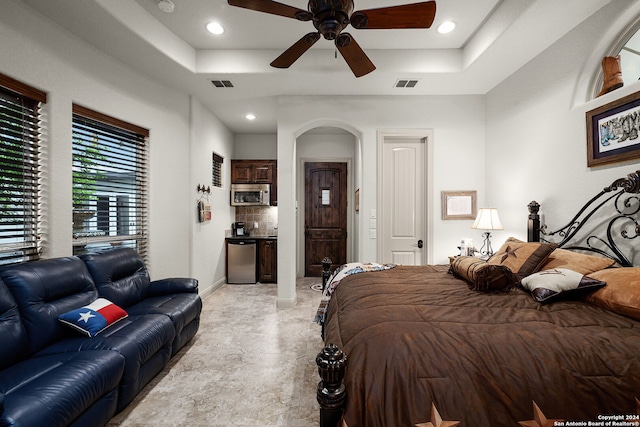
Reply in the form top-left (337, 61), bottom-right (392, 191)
top-left (415, 403), bottom-right (460, 427)
top-left (518, 401), bottom-right (563, 427)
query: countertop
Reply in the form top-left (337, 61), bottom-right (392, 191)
top-left (226, 235), bottom-right (277, 240)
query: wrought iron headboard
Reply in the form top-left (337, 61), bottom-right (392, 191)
top-left (528, 170), bottom-right (640, 267)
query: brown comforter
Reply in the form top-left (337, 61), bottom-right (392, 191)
top-left (323, 265), bottom-right (640, 427)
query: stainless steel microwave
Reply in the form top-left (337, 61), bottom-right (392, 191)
top-left (230, 184), bottom-right (270, 206)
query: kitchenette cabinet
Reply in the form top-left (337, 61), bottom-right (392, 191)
top-left (258, 238), bottom-right (277, 283)
top-left (231, 160), bottom-right (277, 206)
top-left (225, 237), bottom-right (277, 284)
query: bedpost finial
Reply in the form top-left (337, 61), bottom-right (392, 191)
top-left (317, 344), bottom-right (347, 422)
top-left (528, 201), bottom-right (540, 215)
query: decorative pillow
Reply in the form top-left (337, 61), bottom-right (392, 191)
top-left (58, 298), bottom-right (128, 337)
top-left (449, 256), bottom-right (518, 292)
top-left (487, 237), bottom-right (557, 279)
top-left (520, 268), bottom-right (606, 303)
top-left (585, 267), bottom-right (640, 320)
top-left (540, 248), bottom-right (616, 275)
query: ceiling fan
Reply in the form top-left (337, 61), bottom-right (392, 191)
top-left (227, 0), bottom-right (437, 77)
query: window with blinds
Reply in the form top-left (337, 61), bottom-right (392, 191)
top-left (212, 152), bottom-right (223, 188)
top-left (72, 105), bottom-right (149, 259)
top-left (0, 73), bottom-right (46, 265)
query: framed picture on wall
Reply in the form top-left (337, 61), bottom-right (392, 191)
top-left (441, 191), bottom-right (477, 220)
top-left (587, 89), bottom-right (640, 167)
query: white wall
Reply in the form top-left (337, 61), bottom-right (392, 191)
top-left (0, 1), bottom-right (233, 290)
top-left (276, 95), bottom-right (486, 307)
top-left (234, 134), bottom-right (277, 159)
top-left (486, 0), bottom-right (640, 248)
top-left (190, 97), bottom-right (235, 294)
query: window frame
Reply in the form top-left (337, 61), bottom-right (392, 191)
top-left (0, 73), bottom-right (46, 265)
top-left (71, 104), bottom-right (149, 259)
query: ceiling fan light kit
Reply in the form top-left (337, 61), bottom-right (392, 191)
top-left (227, 0), bottom-right (437, 77)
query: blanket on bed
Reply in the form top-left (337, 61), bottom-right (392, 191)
top-left (314, 262), bottom-right (396, 325)
top-left (323, 265), bottom-right (640, 427)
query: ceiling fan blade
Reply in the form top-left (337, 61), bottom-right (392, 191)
top-left (350, 1), bottom-right (436, 29)
top-left (271, 32), bottom-right (321, 68)
top-left (227, 0), bottom-right (312, 21)
top-left (335, 33), bottom-right (376, 78)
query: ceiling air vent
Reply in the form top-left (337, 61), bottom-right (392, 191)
top-left (211, 80), bottom-right (234, 88)
top-left (395, 79), bottom-right (419, 88)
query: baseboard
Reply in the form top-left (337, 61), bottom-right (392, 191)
top-left (276, 296), bottom-right (297, 309)
top-left (200, 277), bottom-right (226, 299)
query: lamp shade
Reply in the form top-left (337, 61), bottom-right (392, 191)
top-left (471, 208), bottom-right (504, 230)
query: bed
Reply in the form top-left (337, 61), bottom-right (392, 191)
top-left (316, 170), bottom-right (640, 427)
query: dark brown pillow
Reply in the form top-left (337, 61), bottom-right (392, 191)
top-left (487, 237), bottom-right (557, 279)
top-left (450, 256), bottom-right (518, 292)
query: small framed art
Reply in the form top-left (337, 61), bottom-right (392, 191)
top-left (441, 191), bottom-right (477, 220)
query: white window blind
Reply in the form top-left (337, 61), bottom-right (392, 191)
top-left (0, 73), bottom-right (46, 265)
top-left (72, 105), bottom-right (149, 259)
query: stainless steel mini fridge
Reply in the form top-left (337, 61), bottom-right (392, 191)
top-left (227, 239), bottom-right (257, 284)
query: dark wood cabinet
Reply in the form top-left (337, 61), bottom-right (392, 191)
top-left (231, 160), bottom-right (274, 184)
top-left (259, 239), bottom-right (277, 283)
top-left (231, 160), bottom-right (277, 206)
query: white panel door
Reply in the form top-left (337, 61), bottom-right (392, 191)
top-left (381, 138), bottom-right (426, 265)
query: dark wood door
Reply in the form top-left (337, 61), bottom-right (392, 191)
top-left (305, 162), bottom-right (347, 276)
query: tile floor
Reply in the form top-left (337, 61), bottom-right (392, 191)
top-left (107, 278), bottom-right (325, 427)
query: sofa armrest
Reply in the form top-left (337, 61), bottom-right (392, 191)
top-left (149, 278), bottom-right (198, 296)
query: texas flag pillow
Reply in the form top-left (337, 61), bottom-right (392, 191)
top-left (59, 298), bottom-right (128, 337)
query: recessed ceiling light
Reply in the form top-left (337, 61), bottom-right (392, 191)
top-left (206, 22), bottom-right (224, 35)
top-left (437, 21), bottom-right (456, 34)
top-left (245, 113), bottom-right (256, 121)
top-left (157, 0), bottom-right (174, 13)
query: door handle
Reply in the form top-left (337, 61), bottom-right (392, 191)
top-left (417, 239), bottom-right (423, 249)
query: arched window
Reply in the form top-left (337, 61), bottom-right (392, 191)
top-left (619, 29), bottom-right (640, 86)
top-left (593, 20), bottom-right (640, 98)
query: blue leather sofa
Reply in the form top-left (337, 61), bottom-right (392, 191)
top-left (80, 248), bottom-right (202, 357)
top-left (0, 249), bottom-right (201, 427)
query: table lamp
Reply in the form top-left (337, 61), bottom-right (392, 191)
top-left (471, 208), bottom-right (503, 256)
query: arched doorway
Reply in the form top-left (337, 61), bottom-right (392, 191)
top-left (296, 126), bottom-right (358, 276)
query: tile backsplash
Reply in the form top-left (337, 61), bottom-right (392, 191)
top-left (235, 206), bottom-right (278, 236)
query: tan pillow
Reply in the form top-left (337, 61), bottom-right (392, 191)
top-left (521, 268), bottom-right (606, 303)
top-left (487, 237), bottom-right (557, 279)
top-left (450, 256), bottom-right (518, 292)
top-left (540, 248), bottom-right (616, 275)
top-left (585, 267), bottom-right (640, 321)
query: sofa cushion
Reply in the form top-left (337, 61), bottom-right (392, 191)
top-left (0, 350), bottom-right (124, 427)
top-left (0, 256), bottom-right (98, 354)
top-left (38, 314), bottom-right (175, 411)
top-left (58, 298), bottom-right (128, 337)
top-left (0, 279), bottom-right (30, 371)
top-left (127, 294), bottom-right (202, 355)
top-left (80, 248), bottom-right (151, 308)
